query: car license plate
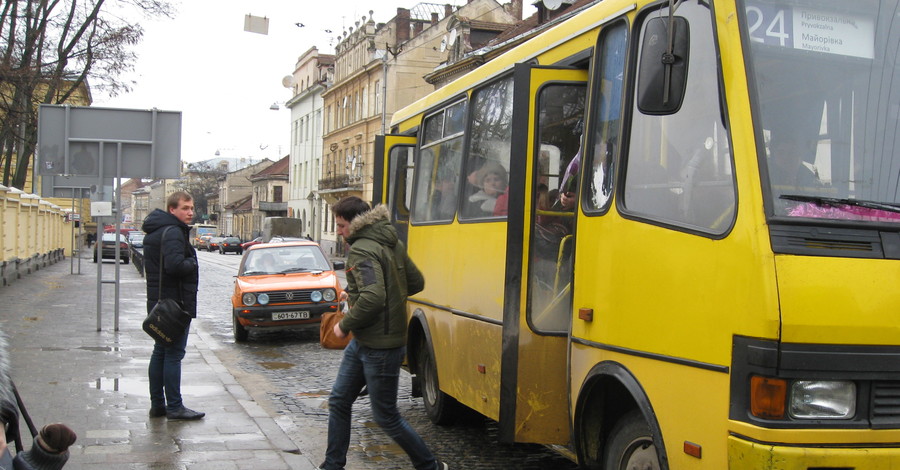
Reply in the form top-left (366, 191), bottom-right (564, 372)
top-left (272, 311), bottom-right (310, 321)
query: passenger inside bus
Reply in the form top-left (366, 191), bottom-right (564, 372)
top-left (467, 161), bottom-right (508, 216)
top-left (430, 165), bottom-right (459, 220)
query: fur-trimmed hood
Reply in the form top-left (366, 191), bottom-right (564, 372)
top-left (346, 204), bottom-right (395, 247)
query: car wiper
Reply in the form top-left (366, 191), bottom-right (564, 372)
top-left (280, 267), bottom-right (324, 274)
top-left (240, 270), bottom-right (279, 276)
top-left (780, 194), bottom-right (900, 214)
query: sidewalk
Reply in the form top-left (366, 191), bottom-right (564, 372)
top-left (0, 255), bottom-right (318, 470)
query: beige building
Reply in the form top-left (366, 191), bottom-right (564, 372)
top-left (214, 159), bottom-right (273, 236)
top-left (249, 156), bottom-right (289, 238)
top-left (318, 0), bottom-right (522, 255)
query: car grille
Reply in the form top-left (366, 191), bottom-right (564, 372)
top-left (871, 381), bottom-right (900, 428)
top-left (264, 290), bottom-right (316, 303)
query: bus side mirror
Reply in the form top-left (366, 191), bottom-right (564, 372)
top-left (637, 16), bottom-right (689, 115)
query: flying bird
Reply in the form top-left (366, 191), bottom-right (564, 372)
top-left (295, 22), bottom-right (305, 27)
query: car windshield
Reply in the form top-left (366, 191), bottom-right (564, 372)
top-left (240, 245), bottom-right (331, 275)
top-left (224, 237), bottom-right (240, 243)
top-left (742, 0), bottom-right (900, 224)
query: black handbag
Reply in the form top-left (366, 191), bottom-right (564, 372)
top-left (142, 227), bottom-right (192, 344)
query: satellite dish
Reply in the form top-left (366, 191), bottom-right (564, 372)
top-left (448, 29), bottom-right (458, 45)
top-left (544, 0), bottom-right (564, 10)
top-left (282, 75), bottom-right (295, 88)
top-left (440, 35), bottom-right (448, 52)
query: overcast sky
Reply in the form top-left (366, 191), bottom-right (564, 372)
top-left (95, 0), bottom-right (537, 164)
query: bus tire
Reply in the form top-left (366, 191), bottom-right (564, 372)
top-left (602, 409), bottom-right (660, 470)
top-left (233, 315), bottom-right (249, 342)
top-left (418, 337), bottom-right (459, 425)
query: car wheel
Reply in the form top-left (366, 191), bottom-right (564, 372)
top-left (233, 315), bottom-right (249, 342)
top-left (123, 257), bottom-right (130, 265)
top-left (602, 410), bottom-right (660, 470)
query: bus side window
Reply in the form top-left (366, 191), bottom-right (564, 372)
top-left (586, 21), bottom-right (626, 212)
top-left (461, 76), bottom-right (514, 220)
top-left (624, 2), bottom-right (735, 233)
top-left (410, 101), bottom-right (466, 223)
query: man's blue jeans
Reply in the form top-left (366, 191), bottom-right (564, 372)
top-left (322, 339), bottom-right (437, 470)
top-left (148, 324), bottom-right (190, 412)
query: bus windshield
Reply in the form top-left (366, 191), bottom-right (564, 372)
top-left (742, 0), bottom-right (900, 223)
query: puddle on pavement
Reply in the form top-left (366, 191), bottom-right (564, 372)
top-left (259, 361), bottom-right (295, 370)
top-left (351, 441), bottom-right (404, 457)
top-left (91, 377), bottom-right (221, 397)
top-left (250, 349), bottom-right (284, 359)
top-left (42, 346), bottom-right (120, 352)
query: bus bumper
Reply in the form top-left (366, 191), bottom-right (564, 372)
top-left (728, 435), bottom-right (900, 469)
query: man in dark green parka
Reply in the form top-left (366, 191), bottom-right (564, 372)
top-left (319, 197), bottom-right (447, 470)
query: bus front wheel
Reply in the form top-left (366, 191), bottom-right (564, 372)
top-left (418, 337), bottom-right (460, 425)
top-left (602, 410), bottom-right (660, 470)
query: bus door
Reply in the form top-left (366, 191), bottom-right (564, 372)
top-left (374, 134), bottom-right (416, 244)
top-left (500, 63), bottom-right (587, 444)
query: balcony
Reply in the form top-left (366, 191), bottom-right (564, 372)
top-left (318, 174), bottom-right (363, 191)
top-left (258, 201), bottom-right (288, 212)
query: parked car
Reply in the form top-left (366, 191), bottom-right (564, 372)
top-left (94, 233), bottom-right (130, 264)
top-left (241, 236), bottom-right (263, 249)
top-left (127, 232), bottom-right (145, 249)
top-left (231, 241), bottom-right (345, 342)
top-left (207, 236), bottom-right (226, 252)
top-left (197, 235), bottom-right (213, 251)
top-left (267, 236), bottom-right (306, 244)
top-left (219, 237), bottom-right (243, 255)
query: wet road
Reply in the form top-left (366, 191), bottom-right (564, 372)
top-left (193, 249), bottom-right (579, 469)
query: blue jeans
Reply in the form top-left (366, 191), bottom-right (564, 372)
top-left (148, 324), bottom-right (190, 412)
top-left (322, 339), bottom-right (437, 470)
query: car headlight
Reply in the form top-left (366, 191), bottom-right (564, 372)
top-left (310, 290), bottom-right (323, 302)
top-left (257, 293), bottom-right (270, 305)
top-left (790, 380), bottom-right (856, 419)
top-left (242, 293), bottom-right (257, 306)
top-left (323, 289), bottom-right (336, 302)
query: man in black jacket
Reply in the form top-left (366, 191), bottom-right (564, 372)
top-left (141, 191), bottom-right (204, 420)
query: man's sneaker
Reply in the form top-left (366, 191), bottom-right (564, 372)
top-left (436, 461), bottom-right (449, 470)
top-left (166, 406), bottom-right (205, 420)
top-left (149, 407), bottom-right (166, 418)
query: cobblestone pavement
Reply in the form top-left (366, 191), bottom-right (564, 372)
top-left (195, 250), bottom-right (580, 469)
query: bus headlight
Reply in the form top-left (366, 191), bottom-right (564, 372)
top-left (242, 293), bottom-right (257, 306)
top-left (310, 290), bottom-right (323, 302)
top-left (323, 289), bottom-right (336, 302)
top-left (789, 380), bottom-right (856, 419)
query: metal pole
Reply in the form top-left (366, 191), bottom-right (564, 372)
top-left (96, 142), bottom-right (104, 332)
top-left (114, 142), bottom-right (122, 331)
top-left (70, 189), bottom-right (76, 274)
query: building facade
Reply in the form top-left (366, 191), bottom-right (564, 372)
top-left (317, 1), bottom-right (521, 256)
top-left (286, 47), bottom-right (334, 245)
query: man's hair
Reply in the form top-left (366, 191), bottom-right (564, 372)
top-left (332, 196), bottom-right (370, 222)
top-left (167, 191), bottom-right (193, 211)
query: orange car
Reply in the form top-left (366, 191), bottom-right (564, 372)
top-left (231, 241), bottom-right (345, 341)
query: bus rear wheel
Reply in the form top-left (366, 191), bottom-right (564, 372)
top-left (602, 410), bottom-right (660, 470)
top-left (418, 337), bottom-right (460, 425)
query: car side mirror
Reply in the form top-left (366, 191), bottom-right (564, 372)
top-left (332, 260), bottom-right (345, 270)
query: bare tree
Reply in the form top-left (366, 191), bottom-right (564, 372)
top-left (177, 161), bottom-right (226, 224)
top-left (0, 0), bottom-right (174, 190)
